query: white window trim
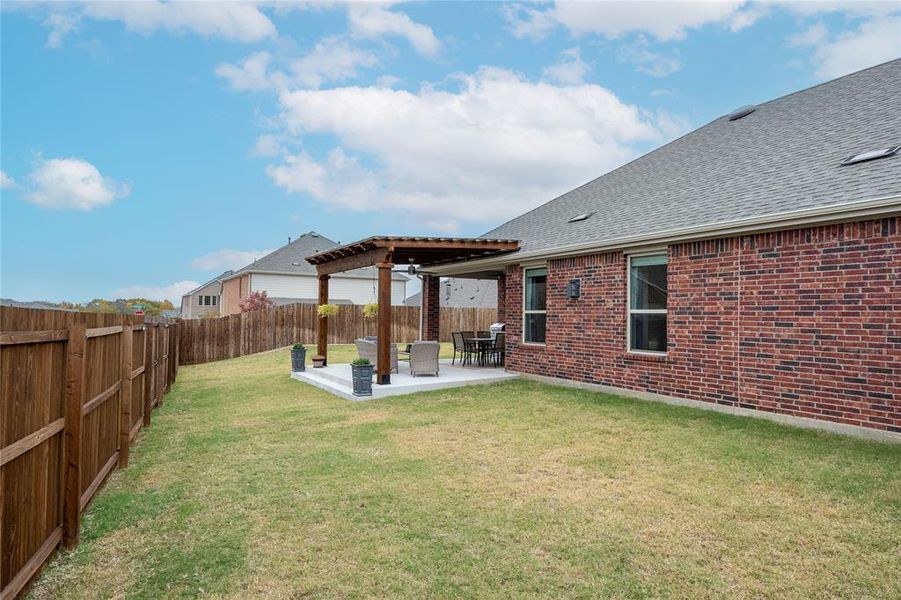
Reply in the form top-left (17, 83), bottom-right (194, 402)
top-left (626, 253), bottom-right (668, 355)
top-left (522, 265), bottom-right (547, 346)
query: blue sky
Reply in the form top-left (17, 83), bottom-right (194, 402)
top-left (2, 1), bottom-right (899, 304)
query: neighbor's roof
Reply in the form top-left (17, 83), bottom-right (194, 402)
top-left (482, 59), bottom-right (901, 255)
top-left (225, 232), bottom-right (407, 281)
top-left (182, 270), bottom-right (234, 298)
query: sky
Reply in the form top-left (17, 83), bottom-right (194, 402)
top-left (1, 1), bottom-right (899, 304)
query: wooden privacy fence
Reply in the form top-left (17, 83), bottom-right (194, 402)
top-left (0, 307), bottom-right (179, 599)
top-left (179, 304), bottom-right (498, 365)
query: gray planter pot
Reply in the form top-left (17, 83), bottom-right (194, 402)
top-left (351, 364), bottom-right (374, 397)
top-left (291, 347), bottom-right (306, 372)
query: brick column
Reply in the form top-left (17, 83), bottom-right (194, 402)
top-left (421, 274), bottom-right (440, 341)
top-left (496, 274), bottom-right (506, 324)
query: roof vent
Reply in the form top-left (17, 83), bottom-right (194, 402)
top-left (727, 104), bottom-right (756, 121)
top-left (840, 144), bottom-right (901, 166)
top-left (568, 212), bottom-right (594, 223)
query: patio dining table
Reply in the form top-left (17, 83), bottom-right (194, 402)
top-left (465, 337), bottom-right (496, 367)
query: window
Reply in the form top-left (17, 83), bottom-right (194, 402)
top-left (198, 295), bottom-right (203, 306)
top-left (628, 254), bottom-right (667, 353)
top-left (212, 296), bottom-right (217, 306)
top-left (203, 296), bottom-right (211, 306)
top-left (523, 267), bottom-right (547, 344)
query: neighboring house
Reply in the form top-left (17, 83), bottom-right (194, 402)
top-left (429, 60), bottom-right (901, 437)
top-left (220, 232), bottom-right (407, 316)
top-left (180, 271), bottom-right (233, 319)
top-left (404, 278), bottom-right (497, 308)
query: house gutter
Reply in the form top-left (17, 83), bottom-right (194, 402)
top-left (426, 194), bottom-right (901, 275)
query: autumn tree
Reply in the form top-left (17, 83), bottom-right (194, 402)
top-left (239, 290), bottom-right (275, 312)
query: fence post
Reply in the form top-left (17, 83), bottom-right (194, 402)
top-left (119, 317), bottom-right (133, 468)
top-left (143, 324), bottom-right (153, 427)
top-left (158, 324), bottom-right (167, 405)
top-left (63, 321), bottom-right (86, 548)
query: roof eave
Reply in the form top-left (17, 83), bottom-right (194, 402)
top-left (429, 194), bottom-right (901, 275)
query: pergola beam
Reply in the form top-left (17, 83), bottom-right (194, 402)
top-left (314, 247), bottom-right (392, 277)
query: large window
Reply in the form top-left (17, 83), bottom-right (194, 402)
top-left (523, 267), bottom-right (547, 344)
top-left (628, 254), bottom-right (668, 353)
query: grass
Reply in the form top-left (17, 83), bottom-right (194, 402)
top-left (30, 345), bottom-right (900, 599)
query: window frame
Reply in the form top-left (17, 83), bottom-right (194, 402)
top-left (522, 265), bottom-right (548, 346)
top-left (626, 253), bottom-right (668, 355)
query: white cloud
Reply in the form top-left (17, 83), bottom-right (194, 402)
top-left (190, 248), bottom-right (275, 271)
top-left (290, 36), bottom-right (380, 87)
top-left (265, 67), bottom-right (679, 230)
top-left (112, 280), bottom-right (200, 304)
top-left (347, 3), bottom-right (441, 57)
top-left (250, 134), bottom-right (285, 158)
top-left (24, 157), bottom-right (130, 210)
top-left (542, 47), bottom-right (590, 84)
top-left (216, 37), bottom-right (379, 91)
top-left (216, 51), bottom-right (275, 91)
top-left (81, 1), bottom-right (276, 43)
top-left (0, 170), bottom-right (16, 188)
top-left (44, 12), bottom-right (79, 48)
top-left (791, 17), bottom-right (901, 78)
top-left (505, 1), bottom-right (751, 41)
top-left (788, 22), bottom-right (829, 47)
top-left (617, 37), bottom-right (683, 77)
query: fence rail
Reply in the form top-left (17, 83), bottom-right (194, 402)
top-left (179, 304), bottom-right (498, 365)
top-left (0, 307), bottom-right (179, 599)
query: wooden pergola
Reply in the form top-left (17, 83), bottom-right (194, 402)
top-left (306, 236), bottom-right (519, 384)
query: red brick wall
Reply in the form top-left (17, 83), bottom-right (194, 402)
top-left (421, 275), bottom-right (440, 341)
top-left (504, 217), bottom-right (901, 433)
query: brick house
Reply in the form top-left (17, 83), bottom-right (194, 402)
top-left (424, 60), bottom-right (900, 439)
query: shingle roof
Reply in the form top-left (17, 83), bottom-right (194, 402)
top-left (182, 270), bottom-right (234, 298)
top-left (482, 59), bottom-right (901, 254)
top-left (227, 232), bottom-right (407, 281)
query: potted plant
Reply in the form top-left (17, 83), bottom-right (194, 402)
top-left (362, 303), bottom-right (378, 318)
top-left (291, 343), bottom-right (306, 372)
top-left (350, 357), bottom-right (374, 397)
top-left (312, 354), bottom-right (326, 368)
top-left (317, 303), bottom-right (339, 318)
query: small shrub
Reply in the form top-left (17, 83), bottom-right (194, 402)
top-left (362, 303), bottom-right (378, 318)
top-left (239, 290), bottom-right (275, 312)
top-left (292, 343), bottom-right (305, 350)
top-left (351, 358), bottom-right (371, 366)
top-left (317, 303), bottom-right (339, 318)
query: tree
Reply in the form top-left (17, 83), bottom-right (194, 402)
top-left (239, 290), bottom-right (275, 312)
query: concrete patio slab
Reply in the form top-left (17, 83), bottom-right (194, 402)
top-left (292, 359), bottom-right (518, 401)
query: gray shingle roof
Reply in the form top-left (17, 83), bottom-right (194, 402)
top-left (482, 59), bottom-right (901, 254)
top-left (228, 232), bottom-right (407, 281)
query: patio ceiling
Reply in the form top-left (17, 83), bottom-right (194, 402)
top-left (306, 236), bottom-right (519, 276)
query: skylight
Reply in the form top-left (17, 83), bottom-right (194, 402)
top-left (568, 212), bottom-right (594, 223)
top-left (840, 145), bottom-right (901, 166)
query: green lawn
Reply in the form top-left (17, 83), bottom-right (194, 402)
top-left (30, 346), bottom-right (900, 599)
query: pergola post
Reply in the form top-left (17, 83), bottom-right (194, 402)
top-left (421, 274), bottom-right (440, 341)
top-left (317, 274), bottom-right (330, 365)
top-left (376, 261), bottom-right (393, 384)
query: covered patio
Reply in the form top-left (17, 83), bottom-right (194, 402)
top-left (304, 236), bottom-right (518, 385)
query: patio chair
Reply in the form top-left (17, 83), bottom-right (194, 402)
top-left (477, 330), bottom-right (490, 338)
top-left (461, 330), bottom-right (475, 339)
top-left (409, 341), bottom-right (440, 377)
top-left (451, 331), bottom-right (470, 365)
top-left (354, 339), bottom-right (398, 374)
top-left (489, 332), bottom-right (505, 367)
